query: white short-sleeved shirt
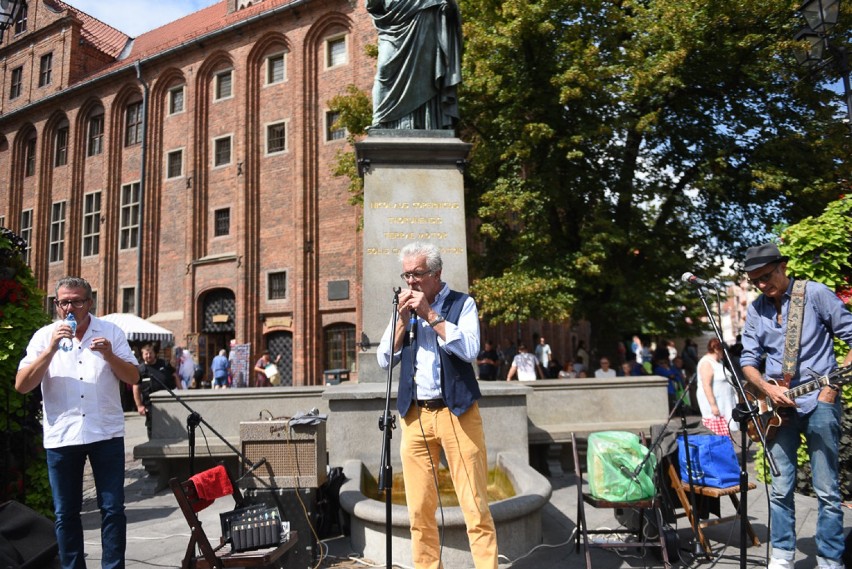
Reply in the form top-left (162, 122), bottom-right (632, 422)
top-left (18, 316), bottom-right (139, 449)
top-left (512, 352), bottom-right (539, 381)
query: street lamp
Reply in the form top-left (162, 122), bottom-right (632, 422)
top-left (795, 0), bottom-right (852, 130)
top-left (0, 0), bottom-right (25, 33)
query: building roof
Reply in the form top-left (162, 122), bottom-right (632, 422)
top-left (46, 0), bottom-right (130, 58)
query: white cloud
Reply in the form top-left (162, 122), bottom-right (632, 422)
top-left (64, 0), bottom-right (219, 37)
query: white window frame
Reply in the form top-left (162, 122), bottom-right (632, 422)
top-left (264, 120), bottom-right (288, 155)
top-left (166, 148), bottom-right (184, 179)
top-left (49, 200), bottom-right (66, 263)
top-left (265, 51), bottom-right (287, 85)
top-left (82, 191), bottom-right (101, 258)
top-left (88, 113), bottom-right (104, 157)
top-left (212, 135), bottom-right (232, 168)
top-left (214, 69), bottom-right (234, 101)
top-left (20, 209), bottom-right (33, 265)
top-left (325, 110), bottom-right (346, 142)
top-left (325, 35), bottom-right (348, 69)
top-left (267, 270), bottom-right (288, 301)
top-left (119, 181), bottom-right (141, 250)
top-left (168, 85), bottom-right (185, 115)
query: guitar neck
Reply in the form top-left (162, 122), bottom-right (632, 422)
top-left (785, 378), bottom-right (826, 400)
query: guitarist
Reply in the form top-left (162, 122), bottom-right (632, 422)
top-left (739, 243), bottom-right (852, 569)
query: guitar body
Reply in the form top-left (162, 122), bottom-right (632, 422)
top-left (744, 379), bottom-right (788, 444)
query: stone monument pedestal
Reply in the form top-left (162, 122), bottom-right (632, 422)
top-left (355, 130), bottom-right (472, 383)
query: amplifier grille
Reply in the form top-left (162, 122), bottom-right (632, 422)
top-left (239, 421), bottom-right (327, 488)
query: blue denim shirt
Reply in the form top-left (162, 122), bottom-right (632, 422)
top-left (740, 278), bottom-right (852, 415)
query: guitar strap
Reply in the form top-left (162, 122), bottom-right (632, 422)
top-left (781, 279), bottom-right (807, 385)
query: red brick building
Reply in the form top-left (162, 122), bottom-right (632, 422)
top-left (0, 0), bottom-right (374, 384)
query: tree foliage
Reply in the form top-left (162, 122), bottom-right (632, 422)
top-left (0, 228), bottom-right (52, 516)
top-left (459, 0), bottom-right (851, 347)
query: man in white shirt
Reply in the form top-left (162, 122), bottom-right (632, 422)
top-left (535, 336), bottom-right (552, 368)
top-left (507, 343), bottom-right (543, 381)
top-left (16, 277), bottom-right (140, 569)
top-left (594, 357), bottom-right (617, 378)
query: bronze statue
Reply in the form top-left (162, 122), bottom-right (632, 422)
top-left (366, 0), bottom-right (462, 130)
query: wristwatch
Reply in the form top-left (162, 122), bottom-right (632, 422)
top-left (429, 315), bottom-right (446, 327)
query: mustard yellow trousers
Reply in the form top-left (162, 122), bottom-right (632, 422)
top-left (400, 401), bottom-right (498, 569)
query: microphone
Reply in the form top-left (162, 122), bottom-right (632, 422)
top-left (681, 272), bottom-right (721, 289)
top-left (409, 314), bottom-right (417, 345)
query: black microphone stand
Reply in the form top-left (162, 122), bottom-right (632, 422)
top-left (142, 371), bottom-right (261, 478)
top-left (689, 284), bottom-right (778, 569)
top-left (378, 287), bottom-right (401, 569)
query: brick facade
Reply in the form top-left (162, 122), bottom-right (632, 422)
top-left (0, 0), bottom-right (373, 384)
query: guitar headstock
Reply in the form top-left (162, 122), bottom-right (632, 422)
top-left (828, 363), bottom-right (852, 387)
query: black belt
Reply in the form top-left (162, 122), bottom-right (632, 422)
top-left (416, 398), bottom-right (446, 410)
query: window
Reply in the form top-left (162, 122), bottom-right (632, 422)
top-left (20, 209), bottom-right (32, 265)
top-left (268, 271), bottom-right (287, 300)
top-left (0, 216), bottom-right (4, 227)
top-left (47, 296), bottom-right (57, 320)
top-left (266, 122), bottom-right (286, 154)
top-left (119, 182), bottom-right (140, 250)
top-left (14, 4), bottom-right (27, 34)
top-left (88, 114), bottom-right (104, 156)
top-left (10, 66), bottom-right (22, 99)
top-left (326, 36), bottom-right (346, 67)
top-left (326, 111), bottom-right (346, 141)
top-left (121, 287), bottom-right (136, 314)
top-left (214, 70), bottom-right (233, 100)
top-left (24, 136), bottom-right (36, 177)
top-left (266, 53), bottom-right (285, 84)
top-left (39, 53), bottom-right (53, 87)
top-left (214, 208), bottom-right (230, 237)
top-left (213, 136), bottom-right (231, 167)
top-left (49, 201), bottom-right (66, 263)
top-left (54, 125), bottom-right (69, 167)
top-left (89, 291), bottom-right (97, 314)
top-left (325, 324), bottom-right (356, 372)
top-left (168, 86), bottom-right (185, 114)
top-left (82, 191), bottom-right (101, 257)
top-left (125, 101), bottom-right (143, 146)
top-left (166, 149), bottom-right (183, 178)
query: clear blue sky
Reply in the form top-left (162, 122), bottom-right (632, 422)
top-left (64, 0), bottom-right (219, 37)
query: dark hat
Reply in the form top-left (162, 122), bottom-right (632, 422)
top-left (743, 243), bottom-right (788, 272)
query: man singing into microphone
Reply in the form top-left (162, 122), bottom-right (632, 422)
top-left (377, 242), bottom-right (498, 569)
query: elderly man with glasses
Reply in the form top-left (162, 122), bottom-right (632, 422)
top-left (378, 242), bottom-right (498, 569)
top-left (16, 276), bottom-right (140, 569)
top-left (740, 243), bottom-right (852, 569)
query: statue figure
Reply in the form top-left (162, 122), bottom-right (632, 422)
top-left (366, 0), bottom-right (462, 130)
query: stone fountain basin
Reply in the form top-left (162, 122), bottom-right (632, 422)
top-left (339, 451), bottom-right (551, 568)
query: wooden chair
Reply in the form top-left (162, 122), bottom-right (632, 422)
top-left (169, 466), bottom-right (299, 569)
top-left (665, 459), bottom-right (760, 557)
top-left (572, 432), bottom-right (671, 569)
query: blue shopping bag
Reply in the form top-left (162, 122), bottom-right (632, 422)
top-left (677, 434), bottom-right (740, 488)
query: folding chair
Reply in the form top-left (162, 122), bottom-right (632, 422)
top-left (169, 466), bottom-right (299, 569)
top-left (572, 432), bottom-right (671, 569)
top-left (665, 459), bottom-right (760, 557)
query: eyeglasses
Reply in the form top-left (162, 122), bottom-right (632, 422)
top-left (748, 263), bottom-right (780, 286)
top-left (55, 299), bottom-right (89, 309)
top-left (400, 270), bottom-right (433, 281)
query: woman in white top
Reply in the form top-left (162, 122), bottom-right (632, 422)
top-left (696, 338), bottom-right (739, 435)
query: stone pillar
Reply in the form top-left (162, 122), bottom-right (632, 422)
top-left (355, 130), bottom-right (472, 383)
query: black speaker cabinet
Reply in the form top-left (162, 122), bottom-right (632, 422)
top-left (241, 487), bottom-right (317, 569)
top-left (0, 501), bottom-right (58, 569)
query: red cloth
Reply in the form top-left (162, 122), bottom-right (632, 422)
top-left (188, 465), bottom-right (234, 512)
top-left (702, 416), bottom-right (731, 436)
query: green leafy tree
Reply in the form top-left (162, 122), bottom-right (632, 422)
top-left (0, 228), bottom-right (52, 515)
top-left (458, 0), bottom-right (851, 348)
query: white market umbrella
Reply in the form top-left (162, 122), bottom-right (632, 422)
top-left (100, 313), bottom-right (175, 347)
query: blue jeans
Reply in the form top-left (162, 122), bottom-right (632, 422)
top-left (46, 437), bottom-right (126, 569)
top-left (767, 400), bottom-right (843, 562)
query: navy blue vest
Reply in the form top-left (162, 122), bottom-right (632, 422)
top-left (397, 290), bottom-right (481, 417)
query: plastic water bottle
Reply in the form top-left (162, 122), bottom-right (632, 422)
top-left (59, 313), bottom-right (76, 352)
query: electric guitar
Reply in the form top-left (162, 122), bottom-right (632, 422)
top-left (745, 364), bottom-right (852, 444)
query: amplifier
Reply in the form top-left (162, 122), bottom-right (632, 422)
top-left (239, 421), bottom-right (327, 488)
top-left (242, 487), bottom-right (317, 569)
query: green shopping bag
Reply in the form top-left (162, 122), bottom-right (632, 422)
top-left (587, 431), bottom-right (657, 501)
